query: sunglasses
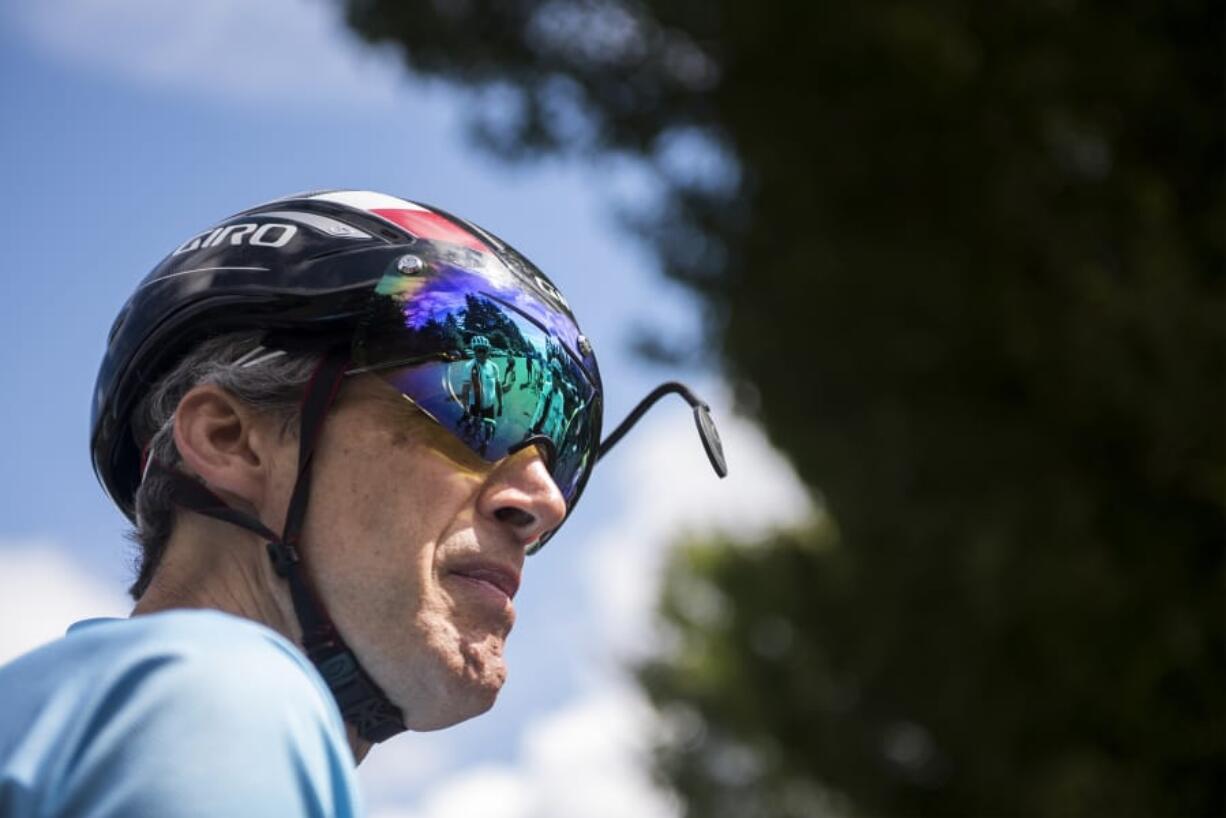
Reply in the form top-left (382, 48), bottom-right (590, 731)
top-left (330, 252), bottom-right (724, 549)
top-left (349, 291), bottom-right (603, 520)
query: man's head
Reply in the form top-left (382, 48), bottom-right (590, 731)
top-left (94, 189), bottom-right (723, 746)
top-left (133, 330), bottom-right (564, 730)
top-left (94, 191), bottom-right (605, 743)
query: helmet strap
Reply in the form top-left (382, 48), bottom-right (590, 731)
top-left (149, 349), bottom-right (407, 744)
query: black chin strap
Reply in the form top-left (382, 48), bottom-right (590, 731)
top-left (151, 350), bottom-right (406, 743)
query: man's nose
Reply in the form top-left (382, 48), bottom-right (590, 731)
top-left (477, 446), bottom-right (568, 547)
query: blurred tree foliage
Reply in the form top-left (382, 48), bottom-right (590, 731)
top-left (342, 1), bottom-right (1223, 814)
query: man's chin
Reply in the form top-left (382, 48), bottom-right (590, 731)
top-left (408, 636), bottom-right (507, 731)
top-left (410, 676), bottom-right (503, 732)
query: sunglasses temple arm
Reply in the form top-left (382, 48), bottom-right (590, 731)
top-left (597, 381), bottom-right (712, 463)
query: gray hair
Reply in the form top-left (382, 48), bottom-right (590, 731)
top-left (128, 331), bottom-right (322, 600)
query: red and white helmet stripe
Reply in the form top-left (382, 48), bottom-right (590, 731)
top-left (308, 190), bottom-right (489, 252)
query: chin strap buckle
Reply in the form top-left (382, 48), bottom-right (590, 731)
top-left (266, 540), bottom-right (301, 578)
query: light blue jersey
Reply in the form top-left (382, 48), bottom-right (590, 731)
top-left (0, 610), bottom-right (363, 817)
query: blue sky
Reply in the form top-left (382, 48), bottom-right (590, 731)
top-left (0, 3), bottom-right (811, 815)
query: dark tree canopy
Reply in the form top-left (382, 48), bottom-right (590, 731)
top-left (341, 1), bottom-right (1223, 815)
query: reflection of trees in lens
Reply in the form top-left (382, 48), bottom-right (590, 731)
top-left (357, 292), bottom-right (425, 364)
top-left (461, 294), bottom-right (534, 357)
top-left (414, 312), bottom-right (466, 358)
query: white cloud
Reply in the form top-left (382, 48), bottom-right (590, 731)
top-left (0, 539), bottom-right (129, 665)
top-left (372, 682), bottom-right (677, 818)
top-left (358, 727), bottom-right (458, 811)
top-left (517, 683), bottom-right (677, 818)
top-left (9, 0), bottom-right (405, 107)
top-left (586, 382), bottom-right (817, 656)
top-left (387, 765), bottom-right (528, 818)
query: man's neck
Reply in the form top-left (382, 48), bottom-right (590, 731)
top-left (130, 516), bottom-right (378, 765)
top-left (131, 516), bottom-right (298, 642)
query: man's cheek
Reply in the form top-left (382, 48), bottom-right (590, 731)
top-left (459, 634), bottom-right (509, 688)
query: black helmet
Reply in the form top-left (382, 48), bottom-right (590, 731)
top-left (92, 190), bottom-right (603, 521)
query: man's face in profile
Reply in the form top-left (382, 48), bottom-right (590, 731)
top-left (279, 375), bottom-right (565, 731)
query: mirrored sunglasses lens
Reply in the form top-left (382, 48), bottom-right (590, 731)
top-left (360, 302), bottom-right (598, 504)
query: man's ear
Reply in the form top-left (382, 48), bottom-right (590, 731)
top-left (173, 383), bottom-right (280, 508)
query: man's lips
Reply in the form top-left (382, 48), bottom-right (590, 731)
top-left (448, 563), bottom-right (521, 600)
